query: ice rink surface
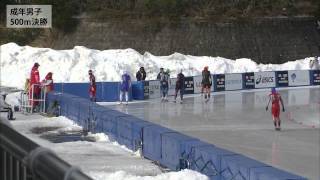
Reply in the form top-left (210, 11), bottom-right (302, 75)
top-left (107, 86), bottom-right (320, 180)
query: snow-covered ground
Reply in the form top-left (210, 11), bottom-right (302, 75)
top-left (0, 43), bottom-right (316, 89)
top-left (4, 113), bottom-right (208, 180)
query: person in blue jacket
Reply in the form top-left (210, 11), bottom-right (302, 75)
top-left (120, 71), bottom-right (131, 105)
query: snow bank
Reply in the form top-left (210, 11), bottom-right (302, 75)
top-left (0, 43), bottom-right (313, 89)
top-left (90, 169), bottom-right (209, 180)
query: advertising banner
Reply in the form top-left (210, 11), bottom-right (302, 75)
top-left (149, 80), bottom-right (160, 99)
top-left (254, 71), bottom-right (276, 88)
top-left (143, 81), bottom-right (149, 99)
top-left (225, 73), bottom-right (243, 90)
top-left (214, 74), bottom-right (225, 91)
top-left (168, 78), bottom-right (177, 96)
top-left (310, 70), bottom-right (320, 85)
top-left (184, 77), bottom-right (194, 94)
top-left (243, 72), bottom-right (255, 89)
top-left (276, 71), bottom-right (289, 87)
top-left (288, 70), bottom-right (310, 86)
top-left (193, 75), bottom-right (203, 94)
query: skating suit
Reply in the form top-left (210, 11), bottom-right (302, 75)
top-left (121, 74), bottom-right (131, 92)
top-left (89, 74), bottom-right (96, 97)
top-left (269, 93), bottom-right (280, 118)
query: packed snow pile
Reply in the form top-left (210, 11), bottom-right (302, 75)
top-left (90, 169), bottom-right (209, 180)
top-left (0, 43), bottom-right (314, 89)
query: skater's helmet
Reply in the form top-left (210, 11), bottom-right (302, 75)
top-left (88, 69), bottom-right (93, 74)
top-left (271, 87), bottom-right (276, 93)
top-left (34, 62), bottom-right (40, 67)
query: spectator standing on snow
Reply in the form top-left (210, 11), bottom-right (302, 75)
top-left (88, 70), bottom-right (96, 102)
top-left (120, 71), bottom-right (131, 105)
top-left (136, 67), bottom-right (146, 81)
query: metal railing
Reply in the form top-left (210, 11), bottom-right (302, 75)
top-left (20, 84), bottom-right (46, 114)
top-left (0, 119), bottom-right (93, 180)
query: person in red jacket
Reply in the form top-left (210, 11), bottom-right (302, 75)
top-left (42, 72), bottom-right (54, 93)
top-left (266, 87), bottom-right (285, 131)
top-left (29, 62), bottom-right (41, 107)
top-left (88, 70), bottom-right (96, 102)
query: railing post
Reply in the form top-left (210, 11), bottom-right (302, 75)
top-left (1, 149), bottom-right (6, 180)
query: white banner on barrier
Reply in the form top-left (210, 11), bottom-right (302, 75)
top-left (149, 80), bottom-right (160, 99)
top-left (225, 73), bottom-right (243, 90)
top-left (193, 75), bottom-right (203, 94)
top-left (168, 78), bottom-right (177, 96)
top-left (254, 71), bottom-right (276, 88)
top-left (288, 70), bottom-right (310, 86)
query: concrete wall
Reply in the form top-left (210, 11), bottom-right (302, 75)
top-left (53, 17), bottom-right (320, 64)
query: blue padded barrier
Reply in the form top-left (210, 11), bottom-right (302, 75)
top-left (249, 166), bottom-right (307, 180)
top-left (116, 115), bottom-right (139, 149)
top-left (53, 82), bottom-right (132, 102)
top-left (182, 141), bottom-right (214, 170)
top-left (220, 155), bottom-right (270, 180)
top-left (132, 81), bottom-right (145, 100)
top-left (131, 119), bottom-right (153, 151)
top-left (59, 83), bottom-right (89, 99)
top-left (101, 110), bottom-right (130, 139)
top-left (67, 97), bottom-right (83, 124)
top-left (193, 145), bottom-right (237, 180)
top-left (143, 125), bottom-right (175, 162)
top-left (161, 132), bottom-right (200, 170)
top-left (77, 98), bottom-right (92, 128)
top-left (117, 116), bottom-right (153, 150)
top-left (58, 93), bottom-right (79, 117)
top-left (101, 82), bottom-right (121, 102)
top-left (89, 104), bottom-right (114, 133)
top-left (45, 91), bottom-right (62, 112)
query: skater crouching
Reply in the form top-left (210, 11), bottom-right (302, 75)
top-left (266, 87), bottom-right (285, 131)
